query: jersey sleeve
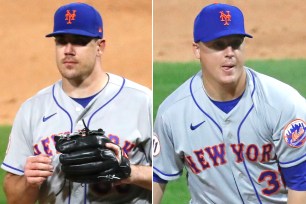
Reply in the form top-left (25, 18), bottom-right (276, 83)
top-left (153, 110), bottom-right (184, 181)
top-left (1, 103), bottom-right (34, 175)
top-left (141, 93), bottom-right (152, 165)
top-left (272, 91), bottom-right (306, 168)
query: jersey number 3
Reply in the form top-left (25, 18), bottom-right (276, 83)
top-left (258, 170), bottom-right (281, 195)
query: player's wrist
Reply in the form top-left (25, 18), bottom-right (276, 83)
top-left (125, 165), bottom-right (152, 190)
top-left (24, 176), bottom-right (44, 188)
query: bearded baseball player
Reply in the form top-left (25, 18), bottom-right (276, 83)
top-left (2, 2), bottom-right (152, 203)
top-left (153, 3), bottom-right (306, 204)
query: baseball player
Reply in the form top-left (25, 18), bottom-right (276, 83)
top-left (2, 3), bottom-right (152, 204)
top-left (153, 3), bottom-right (306, 204)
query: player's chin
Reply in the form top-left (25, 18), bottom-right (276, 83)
top-left (218, 75), bottom-right (238, 85)
top-left (59, 70), bottom-right (82, 80)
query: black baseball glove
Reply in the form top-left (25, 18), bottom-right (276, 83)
top-left (54, 127), bottom-right (131, 183)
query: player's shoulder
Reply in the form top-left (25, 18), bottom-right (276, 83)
top-left (157, 72), bottom-right (198, 115)
top-left (248, 67), bottom-right (305, 105)
top-left (108, 73), bottom-right (152, 97)
top-left (21, 82), bottom-right (57, 107)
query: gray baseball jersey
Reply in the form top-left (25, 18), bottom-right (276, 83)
top-left (2, 73), bottom-right (152, 204)
top-left (153, 67), bottom-right (306, 204)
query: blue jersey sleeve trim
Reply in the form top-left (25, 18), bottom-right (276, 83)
top-left (2, 163), bottom-right (24, 173)
top-left (281, 160), bottom-right (306, 191)
top-left (279, 152), bottom-right (306, 165)
top-left (153, 166), bottom-right (182, 177)
top-left (153, 172), bottom-right (168, 184)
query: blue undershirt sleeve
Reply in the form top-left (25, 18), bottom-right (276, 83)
top-left (281, 160), bottom-right (306, 191)
top-left (153, 172), bottom-right (168, 184)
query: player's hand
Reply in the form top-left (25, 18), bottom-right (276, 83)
top-left (105, 142), bottom-right (123, 163)
top-left (105, 143), bottom-right (152, 190)
top-left (105, 143), bottom-right (133, 184)
top-left (113, 165), bottom-right (134, 185)
top-left (24, 154), bottom-right (54, 187)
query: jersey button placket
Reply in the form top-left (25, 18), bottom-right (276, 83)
top-left (76, 120), bottom-right (85, 130)
top-left (224, 118), bottom-right (231, 124)
top-left (223, 118), bottom-right (233, 140)
top-left (238, 172), bottom-right (244, 179)
top-left (247, 195), bottom-right (257, 203)
top-left (74, 184), bottom-right (83, 198)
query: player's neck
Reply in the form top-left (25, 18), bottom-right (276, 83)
top-left (62, 68), bottom-right (109, 98)
top-left (203, 72), bottom-right (246, 101)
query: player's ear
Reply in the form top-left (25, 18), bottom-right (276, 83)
top-left (193, 42), bottom-right (200, 59)
top-left (97, 39), bottom-right (106, 56)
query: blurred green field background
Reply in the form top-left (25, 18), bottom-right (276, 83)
top-left (0, 126), bottom-right (12, 203)
top-left (153, 59), bottom-right (306, 203)
top-left (0, 59), bottom-right (306, 203)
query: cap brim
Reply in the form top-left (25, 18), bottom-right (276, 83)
top-left (46, 29), bottom-right (102, 38)
top-left (199, 31), bottom-right (253, 43)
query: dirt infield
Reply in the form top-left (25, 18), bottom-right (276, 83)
top-left (154, 0), bottom-right (306, 61)
top-left (0, 1), bottom-right (305, 124)
top-left (0, 0), bottom-right (151, 124)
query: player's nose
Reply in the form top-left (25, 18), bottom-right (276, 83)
top-left (224, 46), bottom-right (235, 58)
top-left (64, 43), bottom-right (75, 55)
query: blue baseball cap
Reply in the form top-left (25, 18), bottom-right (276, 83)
top-left (46, 2), bottom-right (103, 38)
top-left (193, 3), bottom-right (252, 42)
